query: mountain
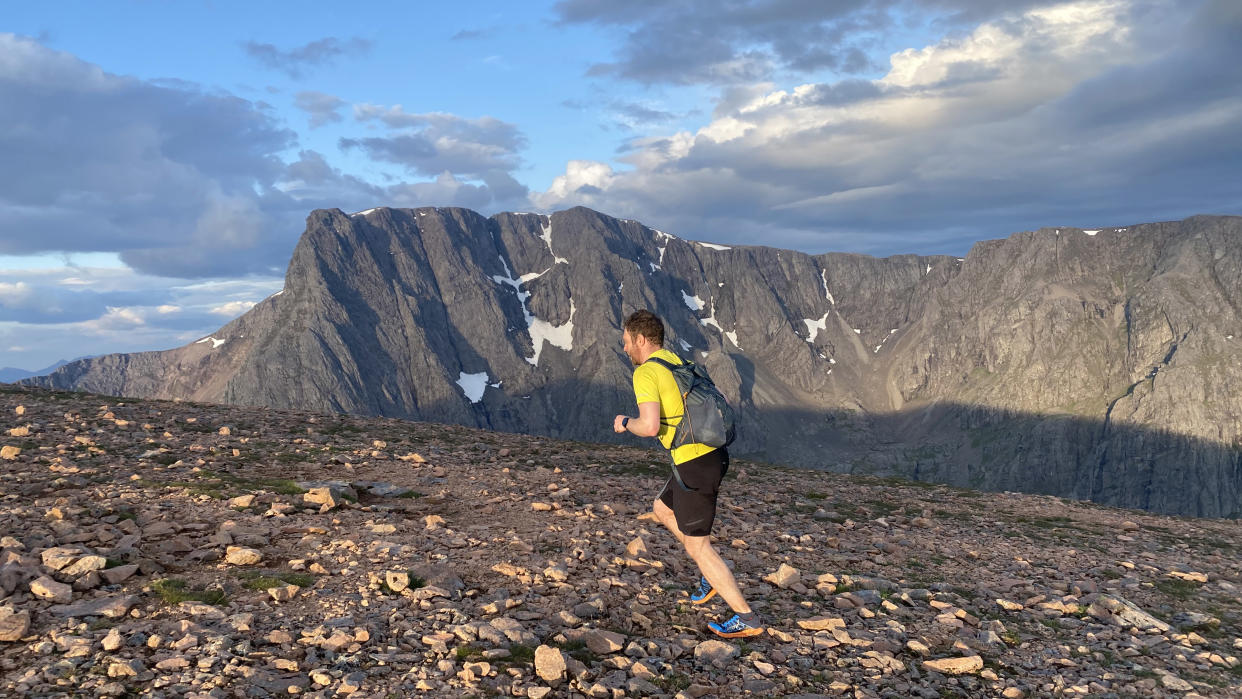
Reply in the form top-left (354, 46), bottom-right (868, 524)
top-left (25, 207), bottom-right (1242, 517)
top-left (1, 359), bottom-right (73, 383)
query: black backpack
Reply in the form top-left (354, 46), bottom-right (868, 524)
top-left (644, 356), bottom-right (736, 449)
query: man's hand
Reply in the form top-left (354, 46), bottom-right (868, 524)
top-left (613, 415), bottom-right (629, 433)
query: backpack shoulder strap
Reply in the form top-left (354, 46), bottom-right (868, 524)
top-left (643, 356), bottom-right (678, 371)
top-left (641, 355), bottom-right (687, 423)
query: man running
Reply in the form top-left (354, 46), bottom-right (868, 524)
top-left (612, 309), bottom-right (763, 638)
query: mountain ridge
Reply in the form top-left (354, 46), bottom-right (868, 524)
top-left (25, 207), bottom-right (1242, 517)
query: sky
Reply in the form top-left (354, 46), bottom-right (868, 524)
top-left (1, 0), bottom-right (1240, 372)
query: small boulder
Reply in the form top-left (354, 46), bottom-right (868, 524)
top-left (51, 594), bottom-right (137, 618)
top-left (224, 547), bottom-right (262, 566)
top-left (108, 659), bottom-right (144, 677)
top-left (228, 495), bottom-right (255, 509)
top-left (583, 629), bottom-right (625, 655)
top-left (1086, 594), bottom-right (1171, 632)
top-left (30, 575), bottom-right (73, 603)
top-left (385, 571), bottom-right (409, 592)
top-left (339, 671), bottom-right (366, 694)
top-left (534, 644), bottom-right (567, 684)
top-left (0, 607), bottom-right (30, 641)
top-left (62, 555), bottom-right (108, 578)
top-left (1160, 673), bottom-right (1194, 692)
top-left (694, 639), bottom-right (739, 667)
top-left (269, 584), bottom-right (300, 602)
top-left (626, 537), bottom-right (648, 557)
top-left (797, 616), bottom-right (845, 631)
top-left (100, 564), bottom-right (140, 585)
top-left (102, 628), bottom-right (124, 651)
top-left (764, 563), bottom-right (800, 589)
top-left (922, 655), bottom-right (984, 675)
top-left (41, 546), bottom-right (85, 571)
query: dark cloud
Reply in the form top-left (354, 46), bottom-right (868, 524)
top-left (611, 101), bottom-right (677, 124)
top-left (910, 0), bottom-right (1061, 27)
top-left (338, 131), bottom-right (523, 179)
top-left (241, 37), bottom-right (371, 79)
top-left (294, 91), bottom-right (346, 128)
top-left (554, 0), bottom-right (896, 85)
top-left (553, 0), bottom-right (1150, 87)
top-left (277, 150), bottom-right (393, 214)
top-left (539, 0), bottom-right (1241, 257)
top-left (339, 105), bottom-right (531, 211)
top-left (386, 173), bottom-right (496, 211)
top-left (0, 33), bottom-right (303, 278)
top-left (352, 106), bottom-right (527, 151)
top-left (607, 100), bottom-right (682, 131)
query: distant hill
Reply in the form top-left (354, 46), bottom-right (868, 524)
top-left (25, 207), bottom-right (1242, 517)
top-left (1, 359), bottom-right (72, 383)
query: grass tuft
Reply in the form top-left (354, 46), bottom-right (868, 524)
top-left (151, 578), bottom-right (227, 606)
top-left (554, 639), bottom-right (598, 664)
top-left (507, 644), bottom-right (535, 665)
top-left (1155, 578), bottom-right (1202, 600)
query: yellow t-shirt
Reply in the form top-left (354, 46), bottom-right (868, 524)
top-left (633, 348), bottom-right (717, 465)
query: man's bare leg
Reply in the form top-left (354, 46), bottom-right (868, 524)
top-left (653, 499), bottom-right (751, 614)
top-left (682, 535), bottom-right (751, 614)
top-left (653, 499), bottom-right (685, 547)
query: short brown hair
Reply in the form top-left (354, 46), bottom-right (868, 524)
top-left (624, 309), bottom-right (664, 346)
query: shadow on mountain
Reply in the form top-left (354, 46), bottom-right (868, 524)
top-left (440, 379), bottom-right (1242, 520)
top-left (16, 340), bottom-right (1242, 520)
top-left (25, 374), bottom-right (1238, 519)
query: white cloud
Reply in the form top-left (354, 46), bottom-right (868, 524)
top-left (90, 307), bottom-right (147, 330)
top-left (534, 160), bottom-right (617, 208)
top-left (0, 282), bottom-right (34, 307)
top-left (210, 300), bottom-right (256, 317)
top-left (535, 1), bottom-right (1237, 255)
top-left (0, 261), bottom-right (281, 368)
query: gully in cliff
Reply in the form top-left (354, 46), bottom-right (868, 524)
top-left (612, 309), bottom-right (763, 638)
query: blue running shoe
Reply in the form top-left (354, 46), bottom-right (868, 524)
top-left (690, 575), bottom-right (716, 605)
top-left (708, 612), bottom-right (764, 639)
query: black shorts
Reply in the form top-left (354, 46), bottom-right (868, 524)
top-left (657, 449), bottom-right (729, 537)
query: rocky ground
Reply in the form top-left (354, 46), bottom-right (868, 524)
top-left (1, 384), bottom-right (1240, 698)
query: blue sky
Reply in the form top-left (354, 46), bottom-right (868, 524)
top-left (1, 0), bottom-right (1240, 372)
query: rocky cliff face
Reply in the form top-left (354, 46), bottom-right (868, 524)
top-left (27, 208), bottom-right (1242, 517)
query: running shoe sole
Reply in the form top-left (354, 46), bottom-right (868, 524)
top-left (708, 622), bottom-right (764, 639)
top-left (690, 587), bottom-right (717, 605)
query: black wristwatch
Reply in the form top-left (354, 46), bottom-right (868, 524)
top-left (622, 417), bottom-right (630, 429)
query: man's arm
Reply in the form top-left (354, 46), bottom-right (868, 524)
top-left (613, 401), bottom-right (661, 437)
